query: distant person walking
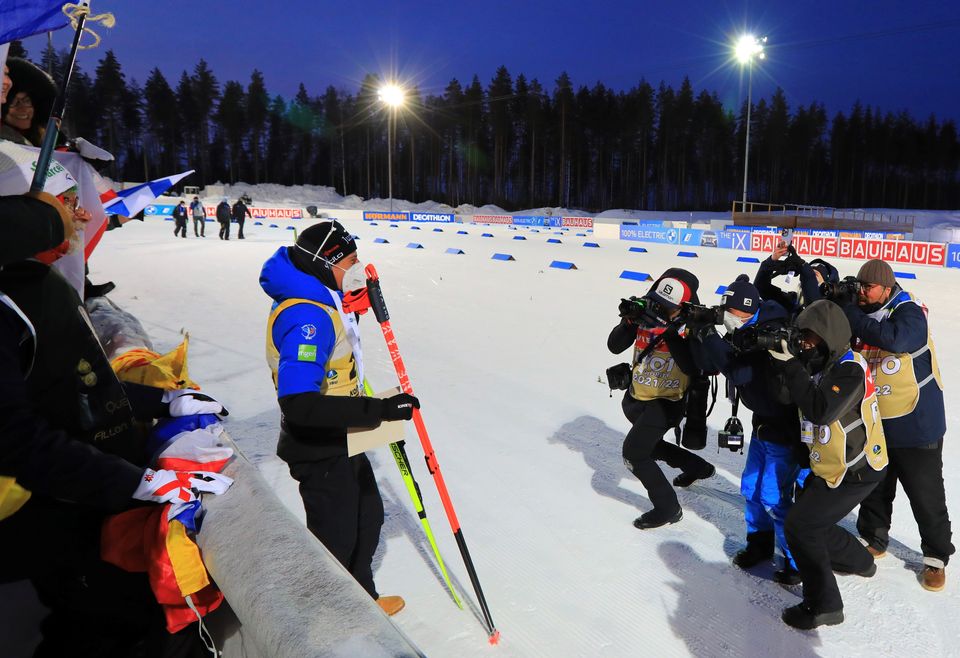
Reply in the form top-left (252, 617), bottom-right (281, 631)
top-left (231, 198), bottom-right (252, 239)
top-left (171, 200), bottom-right (188, 238)
top-left (216, 198), bottom-right (231, 240)
top-left (189, 196), bottom-right (206, 237)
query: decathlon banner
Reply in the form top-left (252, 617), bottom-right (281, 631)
top-left (363, 210), bottom-right (409, 222)
top-left (408, 211), bottom-right (455, 223)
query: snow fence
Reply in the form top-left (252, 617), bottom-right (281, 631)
top-left (86, 297), bottom-right (424, 658)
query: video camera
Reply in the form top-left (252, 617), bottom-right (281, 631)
top-left (732, 323), bottom-right (804, 357)
top-left (679, 302), bottom-right (723, 327)
top-left (819, 275), bottom-right (860, 303)
top-left (618, 295), bottom-right (669, 328)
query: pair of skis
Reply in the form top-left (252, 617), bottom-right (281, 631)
top-left (349, 265), bottom-right (499, 644)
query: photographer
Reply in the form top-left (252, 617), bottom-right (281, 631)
top-left (607, 268), bottom-right (715, 530)
top-left (754, 238), bottom-right (838, 313)
top-left (688, 275), bottom-right (802, 583)
top-left (768, 300), bottom-right (888, 629)
top-left (841, 259), bottom-right (952, 592)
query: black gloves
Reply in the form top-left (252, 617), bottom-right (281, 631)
top-left (380, 393), bottom-right (421, 421)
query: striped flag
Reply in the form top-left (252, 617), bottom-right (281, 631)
top-left (103, 170), bottom-right (196, 219)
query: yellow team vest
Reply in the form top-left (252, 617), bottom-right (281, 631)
top-left (803, 351), bottom-right (888, 488)
top-left (265, 298), bottom-right (361, 398)
top-left (859, 292), bottom-right (943, 419)
top-left (630, 327), bottom-right (689, 402)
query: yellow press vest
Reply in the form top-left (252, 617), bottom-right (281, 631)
top-left (803, 351), bottom-right (888, 488)
top-left (630, 327), bottom-right (689, 402)
top-left (858, 292), bottom-right (943, 420)
top-left (265, 298), bottom-right (361, 398)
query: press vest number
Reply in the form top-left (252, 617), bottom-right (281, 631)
top-left (880, 356), bottom-right (901, 376)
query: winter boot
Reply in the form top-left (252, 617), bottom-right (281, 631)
top-left (376, 595), bottom-right (406, 616)
top-left (922, 567), bottom-right (946, 592)
top-left (866, 545), bottom-right (887, 559)
top-left (733, 532), bottom-right (775, 569)
top-left (633, 507), bottom-right (682, 530)
top-left (781, 603), bottom-right (843, 630)
top-left (773, 566), bottom-right (802, 586)
top-left (836, 562), bottom-right (876, 578)
top-left (673, 463), bottom-right (715, 488)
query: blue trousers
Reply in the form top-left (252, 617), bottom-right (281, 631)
top-left (741, 437), bottom-right (799, 569)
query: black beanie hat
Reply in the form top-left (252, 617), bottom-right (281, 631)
top-left (721, 274), bottom-right (760, 313)
top-left (289, 220), bottom-right (357, 285)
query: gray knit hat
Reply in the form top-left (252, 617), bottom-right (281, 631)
top-left (857, 259), bottom-right (895, 288)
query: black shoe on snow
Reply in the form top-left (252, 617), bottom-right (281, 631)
top-left (84, 280), bottom-right (116, 299)
top-left (773, 567), bottom-right (803, 586)
top-left (633, 507), bottom-right (682, 530)
top-left (673, 464), bottom-right (716, 488)
top-left (836, 562), bottom-right (877, 578)
top-left (733, 544), bottom-right (774, 569)
top-left (781, 603), bottom-right (843, 630)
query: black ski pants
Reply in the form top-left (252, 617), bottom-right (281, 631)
top-left (785, 468), bottom-right (883, 613)
top-left (235, 216), bottom-right (245, 239)
top-left (856, 441), bottom-right (954, 567)
top-left (173, 216), bottom-right (187, 237)
top-left (218, 220), bottom-right (230, 240)
top-left (288, 453), bottom-right (384, 598)
top-left (621, 393), bottom-right (712, 514)
top-left (192, 216), bottom-right (205, 236)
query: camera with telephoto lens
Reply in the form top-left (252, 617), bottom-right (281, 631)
top-left (680, 302), bottom-right (724, 327)
top-left (618, 295), bottom-right (666, 328)
top-left (754, 325), bottom-right (804, 357)
top-left (819, 275), bottom-right (860, 302)
top-left (718, 416), bottom-right (745, 452)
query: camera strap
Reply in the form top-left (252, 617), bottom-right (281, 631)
top-left (726, 379), bottom-right (740, 418)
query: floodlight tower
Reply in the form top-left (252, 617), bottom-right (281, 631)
top-left (735, 34), bottom-right (766, 209)
top-left (378, 84), bottom-right (405, 212)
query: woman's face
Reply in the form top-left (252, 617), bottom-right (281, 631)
top-left (5, 92), bottom-right (34, 130)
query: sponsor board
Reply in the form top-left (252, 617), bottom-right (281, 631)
top-left (473, 214), bottom-right (513, 224)
top-left (144, 204), bottom-right (175, 216)
top-left (513, 215), bottom-right (562, 227)
top-left (363, 211), bottom-right (409, 221)
top-left (946, 244), bottom-right (960, 269)
top-left (408, 211), bottom-right (454, 223)
top-left (716, 228), bottom-right (751, 251)
top-left (753, 231), bottom-right (946, 266)
top-left (561, 216), bottom-right (594, 228)
top-left (249, 207), bottom-right (303, 219)
top-left (620, 222), bottom-right (678, 244)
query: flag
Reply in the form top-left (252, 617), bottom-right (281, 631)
top-left (103, 170), bottom-right (195, 219)
top-left (0, 139), bottom-right (78, 198)
top-left (0, 1), bottom-right (71, 44)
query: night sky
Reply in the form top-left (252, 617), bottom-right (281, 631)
top-left (20, 0), bottom-right (960, 121)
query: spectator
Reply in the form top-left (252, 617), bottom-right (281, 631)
top-left (231, 197), bottom-right (252, 239)
top-left (189, 196), bottom-right (206, 237)
top-left (216, 198), bottom-right (231, 240)
top-left (1, 57), bottom-right (55, 147)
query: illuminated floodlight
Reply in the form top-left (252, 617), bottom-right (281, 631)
top-left (734, 34), bottom-right (766, 64)
top-left (378, 84), bottom-right (405, 108)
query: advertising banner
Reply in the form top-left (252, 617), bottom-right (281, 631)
top-left (512, 215), bottom-right (562, 227)
top-left (716, 228), bottom-right (751, 251)
top-left (473, 214), bottom-right (513, 225)
top-left (363, 210), bottom-right (409, 222)
top-left (144, 204), bottom-right (175, 216)
top-left (947, 244), bottom-right (960, 269)
top-left (620, 222), bottom-right (679, 244)
top-left (408, 211), bottom-right (455, 223)
top-left (561, 216), bottom-right (594, 228)
top-left (249, 207), bottom-right (303, 219)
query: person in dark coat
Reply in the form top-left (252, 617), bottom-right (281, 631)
top-left (231, 198), bottom-right (252, 239)
top-left (842, 258), bottom-right (953, 592)
top-left (172, 200), bottom-right (188, 238)
top-left (1, 57), bottom-right (56, 147)
top-left (216, 199), bottom-right (231, 240)
top-left (769, 300), bottom-right (888, 629)
top-left (754, 240), bottom-right (837, 315)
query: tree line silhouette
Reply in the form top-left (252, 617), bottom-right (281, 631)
top-left (11, 40), bottom-right (959, 211)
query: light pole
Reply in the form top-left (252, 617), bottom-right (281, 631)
top-left (735, 34), bottom-right (766, 210)
top-left (378, 84), bottom-right (405, 212)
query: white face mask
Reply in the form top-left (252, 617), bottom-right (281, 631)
top-left (338, 260), bottom-right (367, 292)
top-left (723, 311), bottom-right (748, 334)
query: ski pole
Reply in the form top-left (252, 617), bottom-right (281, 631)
top-left (364, 264), bottom-right (500, 644)
top-left (362, 380), bottom-right (462, 608)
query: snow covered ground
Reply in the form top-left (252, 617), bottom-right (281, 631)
top-left (93, 209), bottom-right (960, 657)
